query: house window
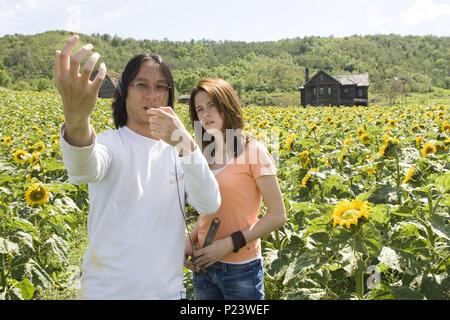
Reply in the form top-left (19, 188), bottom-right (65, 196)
top-left (313, 88), bottom-right (317, 96)
top-left (328, 87), bottom-right (332, 95)
top-left (319, 87), bottom-right (325, 96)
top-left (320, 74), bottom-right (324, 81)
top-left (343, 88), bottom-right (349, 94)
top-left (359, 89), bottom-right (363, 97)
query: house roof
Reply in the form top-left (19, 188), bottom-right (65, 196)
top-left (334, 73), bottom-right (369, 86)
top-left (301, 71), bottom-right (369, 88)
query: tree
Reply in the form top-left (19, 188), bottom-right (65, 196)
top-left (0, 69), bottom-right (11, 87)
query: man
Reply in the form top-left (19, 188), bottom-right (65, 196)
top-left (54, 35), bottom-right (220, 299)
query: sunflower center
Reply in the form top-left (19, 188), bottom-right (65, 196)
top-left (31, 190), bottom-right (44, 200)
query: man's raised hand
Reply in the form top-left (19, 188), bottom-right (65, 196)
top-left (54, 35), bottom-right (107, 123)
top-left (54, 35), bottom-right (107, 147)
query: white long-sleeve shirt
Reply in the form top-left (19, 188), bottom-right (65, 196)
top-left (60, 125), bottom-right (220, 299)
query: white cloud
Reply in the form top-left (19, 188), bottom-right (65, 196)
top-left (402, 0), bottom-right (450, 25)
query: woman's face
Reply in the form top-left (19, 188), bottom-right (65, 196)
top-left (194, 91), bottom-right (224, 134)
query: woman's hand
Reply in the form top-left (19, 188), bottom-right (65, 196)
top-left (193, 237), bottom-right (234, 269)
top-left (184, 237), bottom-right (198, 272)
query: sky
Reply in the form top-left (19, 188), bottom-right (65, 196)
top-left (1, 0), bottom-right (449, 41)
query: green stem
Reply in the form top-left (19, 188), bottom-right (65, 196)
top-left (355, 270), bottom-right (364, 299)
top-left (0, 253), bottom-right (6, 293)
top-left (433, 253), bottom-right (450, 273)
top-left (274, 230), bottom-right (281, 250)
top-left (318, 183), bottom-right (325, 203)
top-left (395, 152), bottom-right (401, 205)
top-left (427, 192), bottom-right (433, 219)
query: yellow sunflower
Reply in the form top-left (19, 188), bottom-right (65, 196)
top-left (332, 199), bottom-right (370, 228)
top-left (2, 136), bottom-right (12, 146)
top-left (379, 137), bottom-right (399, 157)
top-left (29, 152), bottom-right (40, 165)
top-left (420, 142), bottom-right (437, 157)
top-left (343, 137), bottom-right (352, 146)
top-left (338, 147), bottom-right (348, 163)
top-left (285, 134), bottom-right (294, 151)
top-left (357, 125), bottom-right (366, 136)
top-left (24, 183), bottom-right (49, 206)
top-left (300, 150), bottom-right (311, 168)
top-left (301, 168), bottom-right (318, 188)
top-left (359, 133), bottom-right (370, 144)
top-left (50, 134), bottom-right (59, 145)
top-left (441, 121), bottom-right (450, 132)
top-left (403, 166), bottom-right (416, 184)
top-left (415, 136), bottom-right (424, 148)
top-left (33, 141), bottom-right (46, 153)
top-left (320, 157), bottom-right (331, 166)
top-left (363, 167), bottom-right (376, 176)
top-left (12, 149), bottom-right (31, 164)
top-left (301, 173), bottom-right (311, 188)
top-left (388, 119), bottom-right (398, 127)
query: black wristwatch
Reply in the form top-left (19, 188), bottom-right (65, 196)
top-left (231, 231), bottom-right (246, 253)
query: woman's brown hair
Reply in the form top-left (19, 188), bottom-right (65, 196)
top-left (189, 78), bottom-right (247, 159)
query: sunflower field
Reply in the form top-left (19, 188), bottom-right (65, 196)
top-left (0, 89), bottom-right (449, 300)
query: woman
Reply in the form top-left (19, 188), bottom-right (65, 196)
top-left (184, 78), bottom-right (286, 300)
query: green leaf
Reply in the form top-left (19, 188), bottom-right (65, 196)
top-left (23, 259), bottom-right (54, 289)
top-left (13, 231), bottom-right (34, 251)
top-left (323, 174), bottom-right (352, 199)
top-left (378, 246), bottom-right (402, 272)
top-left (339, 244), bottom-right (361, 275)
top-left (44, 235), bottom-right (68, 263)
top-left (6, 287), bottom-right (23, 300)
top-left (15, 278), bottom-right (35, 300)
top-left (0, 238), bottom-right (19, 255)
top-left (421, 274), bottom-right (444, 300)
top-left (284, 287), bottom-right (327, 300)
top-left (283, 253), bottom-right (320, 286)
top-left (435, 174), bottom-right (450, 193)
top-left (265, 248), bottom-right (290, 279)
top-left (368, 183), bottom-right (398, 205)
top-left (392, 287), bottom-right (426, 300)
top-left (12, 218), bottom-right (36, 234)
top-left (0, 186), bottom-right (11, 195)
top-left (390, 205), bottom-right (415, 218)
top-left (370, 204), bottom-right (390, 224)
top-left (365, 286), bottom-right (395, 300)
top-left (362, 222), bottom-right (383, 255)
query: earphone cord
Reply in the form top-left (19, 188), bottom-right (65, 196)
top-left (173, 148), bottom-right (196, 265)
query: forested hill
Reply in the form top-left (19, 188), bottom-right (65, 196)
top-left (0, 30), bottom-right (449, 96)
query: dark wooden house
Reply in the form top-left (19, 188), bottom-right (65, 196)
top-left (300, 69), bottom-right (369, 106)
top-left (90, 72), bottom-right (118, 98)
top-left (178, 94), bottom-right (190, 104)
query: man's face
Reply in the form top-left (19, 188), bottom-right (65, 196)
top-left (125, 61), bottom-right (169, 135)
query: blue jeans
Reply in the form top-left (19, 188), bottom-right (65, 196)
top-left (193, 259), bottom-right (264, 300)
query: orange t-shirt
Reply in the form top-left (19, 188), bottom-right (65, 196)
top-left (197, 141), bottom-right (277, 263)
